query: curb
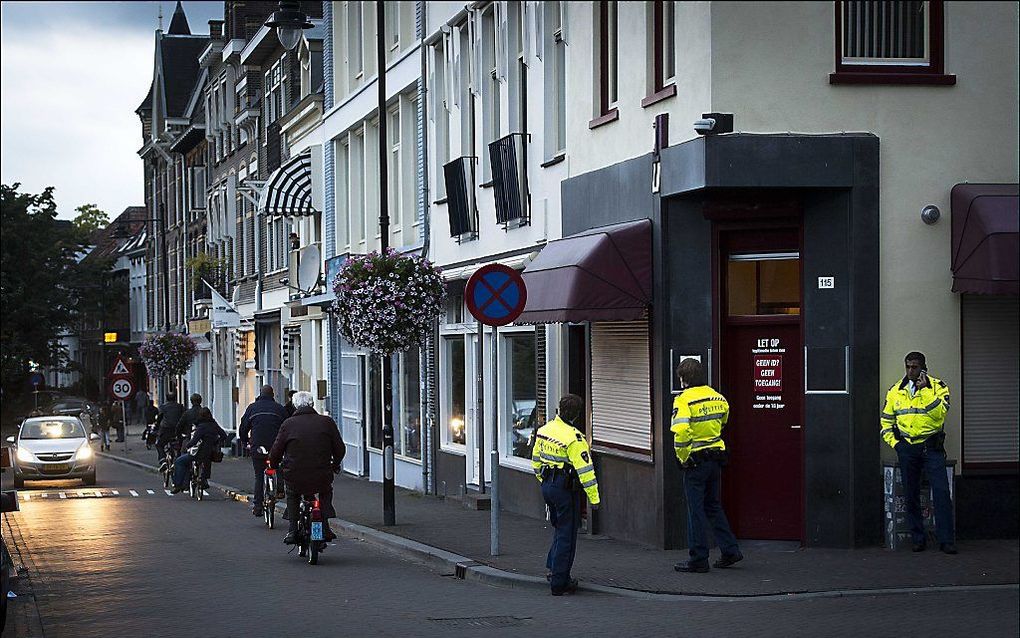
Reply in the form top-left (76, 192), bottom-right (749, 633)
top-left (97, 452), bottom-right (1020, 601)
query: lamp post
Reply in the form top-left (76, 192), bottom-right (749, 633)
top-left (265, 1), bottom-right (314, 51)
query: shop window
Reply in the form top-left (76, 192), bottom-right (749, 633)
top-left (830, 1), bottom-right (954, 85)
top-left (504, 331), bottom-right (538, 462)
top-left (367, 354), bottom-right (382, 449)
top-left (727, 254), bottom-right (800, 316)
top-left (443, 335), bottom-right (467, 447)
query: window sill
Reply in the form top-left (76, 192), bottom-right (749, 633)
top-left (641, 84), bottom-right (676, 108)
top-left (433, 196), bottom-right (449, 205)
top-left (828, 72), bottom-right (956, 86)
top-left (439, 444), bottom-right (467, 456)
top-left (479, 180), bottom-right (494, 189)
top-left (540, 153), bottom-right (565, 168)
top-left (588, 108), bottom-right (619, 130)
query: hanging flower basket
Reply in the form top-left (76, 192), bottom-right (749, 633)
top-left (332, 249), bottom-right (446, 355)
top-left (139, 332), bottom-right (198, 378)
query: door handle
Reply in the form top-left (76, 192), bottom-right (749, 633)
top-left (790, 424), bottom-right (802, 429)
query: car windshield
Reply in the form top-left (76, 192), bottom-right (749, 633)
top-left (21, 420), bottom-right (85, 440)
top-left (52, 401), bottom-right (84, 410)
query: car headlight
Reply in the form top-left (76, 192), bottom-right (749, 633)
top-left (16, 447), bottom-right (35, 463)
top-left (76, 444), bottom-right (93, 461)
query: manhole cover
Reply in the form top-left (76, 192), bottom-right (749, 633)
top-left (429, 616), bottom-right (531, 628)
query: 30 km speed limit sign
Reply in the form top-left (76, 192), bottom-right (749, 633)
top-left (109, 377), bottom-right (135, 401)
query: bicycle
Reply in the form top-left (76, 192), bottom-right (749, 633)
top-left (158, 442), bottom-right (179, 490)
top-left (257, 447), bottom-right (281, 529)
top-left (187, 446), bottom-right (205, 501)
top-left (295, 493), bottom-right (326, 565)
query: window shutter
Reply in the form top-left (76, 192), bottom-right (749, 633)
top-left (496, 1), bottom-right (509, 81)
top-left (962, 295), bottom-right (1019, 466)
top-left (591, 320), bottom-right (652, 458)
top-left (535, 325), bottom-right (546, 426)
top-left (471, 11), bottom-right (483, 96)
top-left (533, 1), bottom-right (543, 61)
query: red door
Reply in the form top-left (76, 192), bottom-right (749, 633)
top-left (718, 229), bottom-right (804, 541)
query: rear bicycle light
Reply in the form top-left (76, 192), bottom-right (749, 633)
top-left (265, 468), bottom-right (276, 475)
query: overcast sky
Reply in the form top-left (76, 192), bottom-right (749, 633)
top-left (1, 1), bottom-right (224, 219)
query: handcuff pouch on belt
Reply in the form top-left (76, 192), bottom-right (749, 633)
top-left (542, 466), bottom-right (580, 491)
top-left (683, 448), bottom-right (729, 469)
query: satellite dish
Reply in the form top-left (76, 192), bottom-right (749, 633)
top-left (297, 243), bottom-right (321, 291)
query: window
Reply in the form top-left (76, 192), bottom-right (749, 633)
top-left (726, 253), bottom-right (801, 316)
top-left (430, 38), bottom-right (450, 198)
top-left (265, 60), bottom-right (285, 124)
top-left (504, 331), bottom-right (537, 462)
top-left (591, 321), bottom-right (651, 459)
top-left (481, 5), bottom-right (500, 182)
top-left (591, 1), bottom-right (619, 128)
top-left (542, 1), bottom-right (567, 158)
top-left (443, 335), bottom-right (467, 447)
top-left (387, 107), bottom-right (402, 230)
top-left (368, 354), bottom-right (382, 448)
top-left (336, 138), bottom-right (351, 252)
top-left (644, 1), bottom-right (677, 107)
top-left (351, 131), bottom-right (365, 247)
top-left (349, 1), bottom-right (364, 78)
top-left (396, 349), bottom-right (422, 459)
top-left (830, 1), bottom-right (954, 85)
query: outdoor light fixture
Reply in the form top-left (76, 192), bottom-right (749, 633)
top-left (921, 204), bottom-right (941, 225)
top-left (694, 112), bottom-right (734, 136)
top-left (265, 1), bottom-right (313, 51)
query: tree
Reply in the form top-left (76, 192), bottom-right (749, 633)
top-left (0, 184), bottom-right (126, 399)
top-left (72, 203), bottom-right (110, 238)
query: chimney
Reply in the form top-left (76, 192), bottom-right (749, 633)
top-left (208, 19), bottom-right (224, 40)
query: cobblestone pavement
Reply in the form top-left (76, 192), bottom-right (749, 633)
top-left (2, 457), bottom-right (1018, 638)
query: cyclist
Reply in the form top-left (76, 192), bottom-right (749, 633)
top-left (171, 408), bottom-right (226, 494)
top-left (268, 391), bottom-right (346, 545)
top-left (239, 385), bottom-right (289, 517)
top-left (154, 392), bottom-right (185, 466)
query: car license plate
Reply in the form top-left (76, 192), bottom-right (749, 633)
top-left (43, 463), bottom-right (71, 473)
top-left (311, 522), bottom-right (323, 541)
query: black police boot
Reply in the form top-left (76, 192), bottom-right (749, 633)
top-left (674, 561), bottom-right (710, 573)
top-left (713, 553), bottom-right (744, 569)
top-left (551, 579), bottom-right (578, 596)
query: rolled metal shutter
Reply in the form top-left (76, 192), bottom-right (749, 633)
top-left (591, 320), bottom-right (652, 457)
top-left (962, 295), bottom-right (1019, 465)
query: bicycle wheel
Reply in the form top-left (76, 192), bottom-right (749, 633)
top-left (266, 501), bottom-right (275, 529)
top-left (309, 540), bottom-right (319, 565)
top-left (163, 462), bottom-right (171, 489)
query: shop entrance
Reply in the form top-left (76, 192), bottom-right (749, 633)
top-left (718, 228), bottom-right (804, 541)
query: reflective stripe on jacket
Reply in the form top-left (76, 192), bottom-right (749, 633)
top-left (671, 386), bottom-right (729, 464)
top-left (530, 416), bottom-right (601, 505)
top-left (881, 374), bottom-right (950, 448)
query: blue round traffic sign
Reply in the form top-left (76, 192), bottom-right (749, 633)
top-left (465, 264), bottom-right (528, 327)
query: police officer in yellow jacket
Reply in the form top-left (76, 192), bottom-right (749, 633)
top-left (531, 394), bottom-right (600, 595)
top-left (882, 351), bottom-right (957, 554)
top-left (670, 358), bottom-right (742, 573)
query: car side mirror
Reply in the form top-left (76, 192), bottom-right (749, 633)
top-left (89, 433), bottom-right (100, 441)
top-left (4, 436), bottom-right (14, 444)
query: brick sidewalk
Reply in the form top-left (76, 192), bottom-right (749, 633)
top-left (110, 426), bottom-right (1018, 596)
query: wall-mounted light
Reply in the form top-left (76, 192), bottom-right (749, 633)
top-left (921, 204), bottom-right (941, 225)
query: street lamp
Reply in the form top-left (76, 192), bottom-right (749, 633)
top-left (265, 1), bottom-right (314, 51)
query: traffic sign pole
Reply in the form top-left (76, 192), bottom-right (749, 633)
top-left (490, 323), bottom-right (500, 556)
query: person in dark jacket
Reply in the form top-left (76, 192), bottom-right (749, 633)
top-left (179, 394), bottom-right (203, 440)
top-left (284, 390), bottom-right (298, 418)
top-left (239, 385), bottom-right (289, 516)
top-left (268, 391), bottom-right (346, 544)
top-left (155, 392), bottom-right (185, 465)
top-left (171, 408), bottom-right (227, 493)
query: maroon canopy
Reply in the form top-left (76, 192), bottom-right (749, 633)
top-left (517, 219), bottom-right (652, 324)
top-left (951, 184), bottom-right (1019, 296)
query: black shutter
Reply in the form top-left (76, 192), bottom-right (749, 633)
top-left (443, 157), bottom-right (478, 238)
top-left (488, 133), bottom-right (528, 226)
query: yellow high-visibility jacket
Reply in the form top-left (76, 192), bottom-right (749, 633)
top-left (671, 386), bottom-right (729, 465)
top-left (881, 374), bottom-right (950, 449)
top-left (531, 416), bottom-right (600, 505)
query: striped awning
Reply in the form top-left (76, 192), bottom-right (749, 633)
top-left (262, 151), bottom-right (316, 217)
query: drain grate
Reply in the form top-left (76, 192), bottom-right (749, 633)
top-left (429, 616), bottom-right (531, 628)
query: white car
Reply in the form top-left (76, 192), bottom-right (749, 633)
top-left (6, 416), bottom-right (97, 487)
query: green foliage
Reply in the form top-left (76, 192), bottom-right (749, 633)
top-left (72, 203), bottom-right (110, 239)
top-left (185, 251), bottom-right (226, 292)
top-left (0, 183), bottom-right (126, 398)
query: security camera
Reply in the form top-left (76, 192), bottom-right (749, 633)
top-left (694, 112), bottom-right (734, 136)
top-left (694, 118), bottom-right (716, 134)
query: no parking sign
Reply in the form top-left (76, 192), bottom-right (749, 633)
top-left (465, 264), bottom-right (528, 326)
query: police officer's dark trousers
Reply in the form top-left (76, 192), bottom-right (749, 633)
top-left (897, 442), bottom-right (954, 545)
top-left (541, 471), bottom-right (581, 592)
top-left (684, 458), bottom-right (740, 564)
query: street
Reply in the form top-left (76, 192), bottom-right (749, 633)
top-left (2, 457), bottom-right (1016, 638)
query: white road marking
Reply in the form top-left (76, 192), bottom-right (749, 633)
top-left (129, 490), bottom-right (139, 497)
top-left (164, 489), bottom-right (172, 496)
top-left (203, 490), bottom-right (210, 496)
top-left (111, 490), bottom-right (120, 495)
top-left (41, 493), bottom-right (49, 498)
top-left (146, 490), bottom-right (155, 495)
top-left (94, 491), bottom-right (103, 497)
top-left (59, 492), bottom-right (67, 499)
top-left (21, 493), bottom-right (30, 501)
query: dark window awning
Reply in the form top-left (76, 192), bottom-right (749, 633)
top-left (517, 219), bottom-right (652, 324)
top-left (951, 184), bottom-right (1019, 296)
top-left (262, 151), bottom-right (316, 218)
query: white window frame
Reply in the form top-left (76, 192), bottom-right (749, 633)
top-left (439, 331), bottom-right (469, 453)
top-left (499, 325), bottom-right (538, 472)
top-left (394, 349), bottom-right (423, 463)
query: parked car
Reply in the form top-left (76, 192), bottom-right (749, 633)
top-left (49, 397), bottom-right (98, 420)
top-left (6, 416), bottom-right (98, 487)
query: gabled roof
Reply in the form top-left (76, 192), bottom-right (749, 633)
top-left (167, 1), bottom-right (191, 35)
top-left (83, 207), bottom-right (148, 265)
top-left (161, 36), bottom-right (211, 118)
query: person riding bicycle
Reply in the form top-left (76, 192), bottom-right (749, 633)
top-left (154, 392), bottom-right (185, 466)
top-left (171, 408), bottom-right (226, 494)
top-left (268, 391), bottom-right (346, 545)
top-left (239, 385), bottom-right (289, 517)
top-left (179, 393), bottom-right (204, 440)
